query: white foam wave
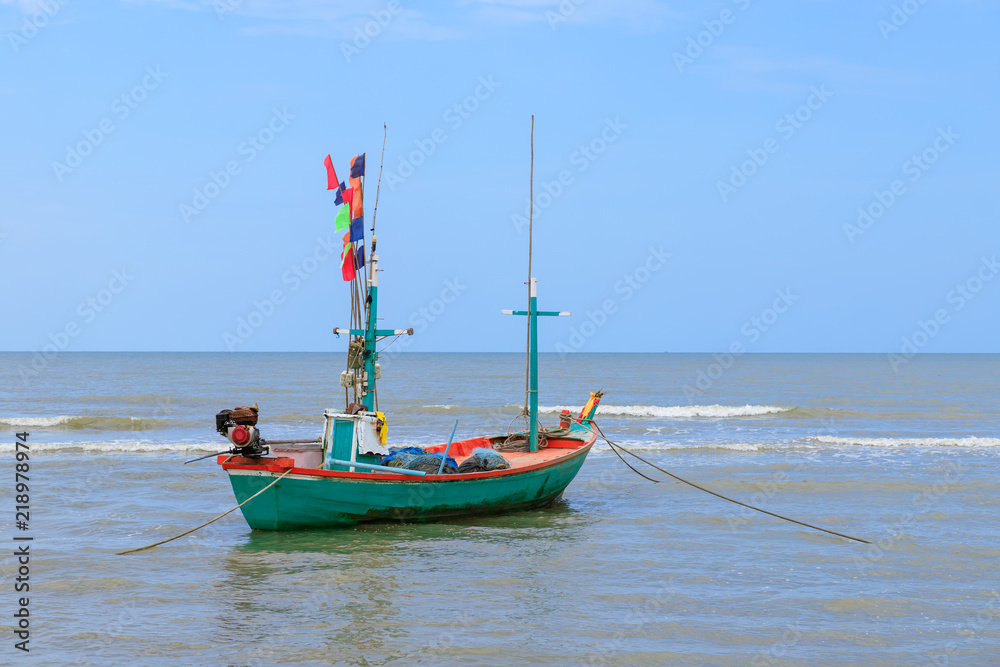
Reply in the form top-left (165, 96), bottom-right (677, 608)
top-left (538, 404), bottom-right (794, 419)
top-left (592, 441), bottom-right (770, 453)
top-left (811, 436), bottom-right (1000, 448)
top-left (0, 415), bottom-right (75, 427)
top-left (0, 415), bottom-right (176, 430)
top-left (0, 441), bottom-right (220, 454)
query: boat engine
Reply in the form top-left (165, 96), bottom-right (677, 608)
top-left (215, 404), bottom-right (268, 458)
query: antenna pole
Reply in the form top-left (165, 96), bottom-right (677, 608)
top-left (371, 123), bottom-right (387, 253)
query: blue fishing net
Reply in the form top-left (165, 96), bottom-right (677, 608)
top-left (380, 446), bottom-right (425, 468)
top-left (380, 447), bottom-right (457, 472)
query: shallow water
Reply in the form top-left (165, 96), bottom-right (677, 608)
top-left (2, 352), bottom-right (999, 665)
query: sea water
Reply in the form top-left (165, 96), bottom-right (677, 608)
top-left (1, 352), bottom-right (998, 665)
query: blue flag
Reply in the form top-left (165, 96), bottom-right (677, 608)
top-left (350, 217), bottom-right (364, 243)
top-left (334, 181), bottom-right (347, 205)
top-left (350, 153), bottom-right (366, 178)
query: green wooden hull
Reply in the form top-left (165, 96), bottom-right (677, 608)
top-left (225, 444), bottom-right (592, 530)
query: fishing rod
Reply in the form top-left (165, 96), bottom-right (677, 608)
top-left (183, 450), bottom-right (230, 465)
top-left (183, 438), bottom-right (321, 464)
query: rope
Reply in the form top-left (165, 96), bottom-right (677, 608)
top-left (496, 424), bottom-right (574, 452)
top-left (497, 430), bottom-right (547, 452)
top-left (506, 411), bottom-right (528, 436)
top-left (116, 468), bottom-right (294, 555)
top-left (591, 422), bottom-right (870, 545)
top-left (377, 333), bottom-right (404, 354)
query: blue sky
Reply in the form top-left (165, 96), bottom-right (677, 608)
top-left (1, 0), bottom-right (997, 354)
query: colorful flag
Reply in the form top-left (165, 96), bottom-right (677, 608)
top-left (352, 187), bottom-right (363, 220)
top-left (334, 204), bottom-right (350, 232)
top-left (350, 153), bottom-right (365, 179)
top-left (350, 217), bottom-right (364, 243)
top-left (341, 232), bottom-right (356, 282)
top-left (341, 247), bottom-right (356, 281)
top-left (349, 154), bottom-right (363, 193)
top-left (324, 154), bottom-right (339, 191)
top-left (333, 181), bottom-right (347, 205)
top-left (356, 242), bottom-right (365, 269)
top-left (342, 187), bottom-right (354, 218)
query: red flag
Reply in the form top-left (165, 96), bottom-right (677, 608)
top-left (341, 249), bottom-right (356, 281)
top-left (324, 154), bottom-right (339, 191)
top-left (341, 232), bottom-right (356, 282)
top-left (342, 187), bottom-right (354, 218)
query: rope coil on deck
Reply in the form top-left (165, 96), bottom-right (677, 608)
top-left (496, 423), bottom-right (574, 452)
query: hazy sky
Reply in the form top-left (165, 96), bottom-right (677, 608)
top-left (1, 0), bottom-right (997, 354)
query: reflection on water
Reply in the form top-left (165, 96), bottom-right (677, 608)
top-left (205, 506), bottom-right (592, 664)
top-left (204, 504), bottom-right (594, 664)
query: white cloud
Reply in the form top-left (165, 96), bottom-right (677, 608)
top-left (706, 46), bottom-right (929, 96)
top-left (116, 0), bottom-right (672, 38)
top-left (0, 0), bottom-right (55, 14)
top-left (461, 0), bottom-right (675, 30)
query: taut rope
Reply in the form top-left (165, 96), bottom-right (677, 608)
top-left (117, 468), bottom-right (294, 555)
top-left (591, 422), bottom-right (870, 545)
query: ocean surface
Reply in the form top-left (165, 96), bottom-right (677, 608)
top-left (1, 352), bottom-right (999, 665)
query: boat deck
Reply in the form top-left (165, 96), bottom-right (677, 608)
top-left (485, 446), bottom-right (570, 469)
top-left (423, 433), bottom-right (592, 470)
top-left (219, 428), bottom-right (596, 479)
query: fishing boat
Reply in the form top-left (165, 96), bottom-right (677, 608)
top-left (212, 129), bottom-right (602, 530)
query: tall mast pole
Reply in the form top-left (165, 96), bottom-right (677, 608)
top-left (527, 116), bottom-right (539, 453)
top-left (502, 117), bottom-right (569, 445)
top-left (362, 254), bottom-right (379, 411)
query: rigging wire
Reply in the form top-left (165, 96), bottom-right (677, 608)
top-left (377, 333), bottom-right (404, 355)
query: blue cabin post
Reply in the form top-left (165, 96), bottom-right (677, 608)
top-left (362, 255), bottom-right (379, 411)
top-left (528, 278), bottom-right (539, 452)
top-left (329, 253), bottom-right (414, 468)
top-left (504, 277), bottom-right (570, 452)
top-left (334, 253), bottom-right (408, 412)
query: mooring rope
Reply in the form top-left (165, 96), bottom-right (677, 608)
top-left (116, 468), bottom-right (294, 556)
top-left (591, 421), bottom-right (870, 545)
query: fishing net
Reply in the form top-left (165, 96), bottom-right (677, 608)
top-left (456, 448), bottom-right (510, 474)
top-left (380, 446), bottom-right (426, 468)
top-left (405, 454), bottom-right (458, 474)
top-left (380, 447), bottom-right (458, 473)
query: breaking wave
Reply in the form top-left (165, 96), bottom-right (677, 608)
top-left (0, 415), bottom-right (182, 431)
top-left (592, 441), bottom-right (771, 454)
top-left (539, 404), bottom-right (794, 419)
top-left (809, 435), bottom-right (1000, 449)
top-left (0, 440), bottom-right (220, 454)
